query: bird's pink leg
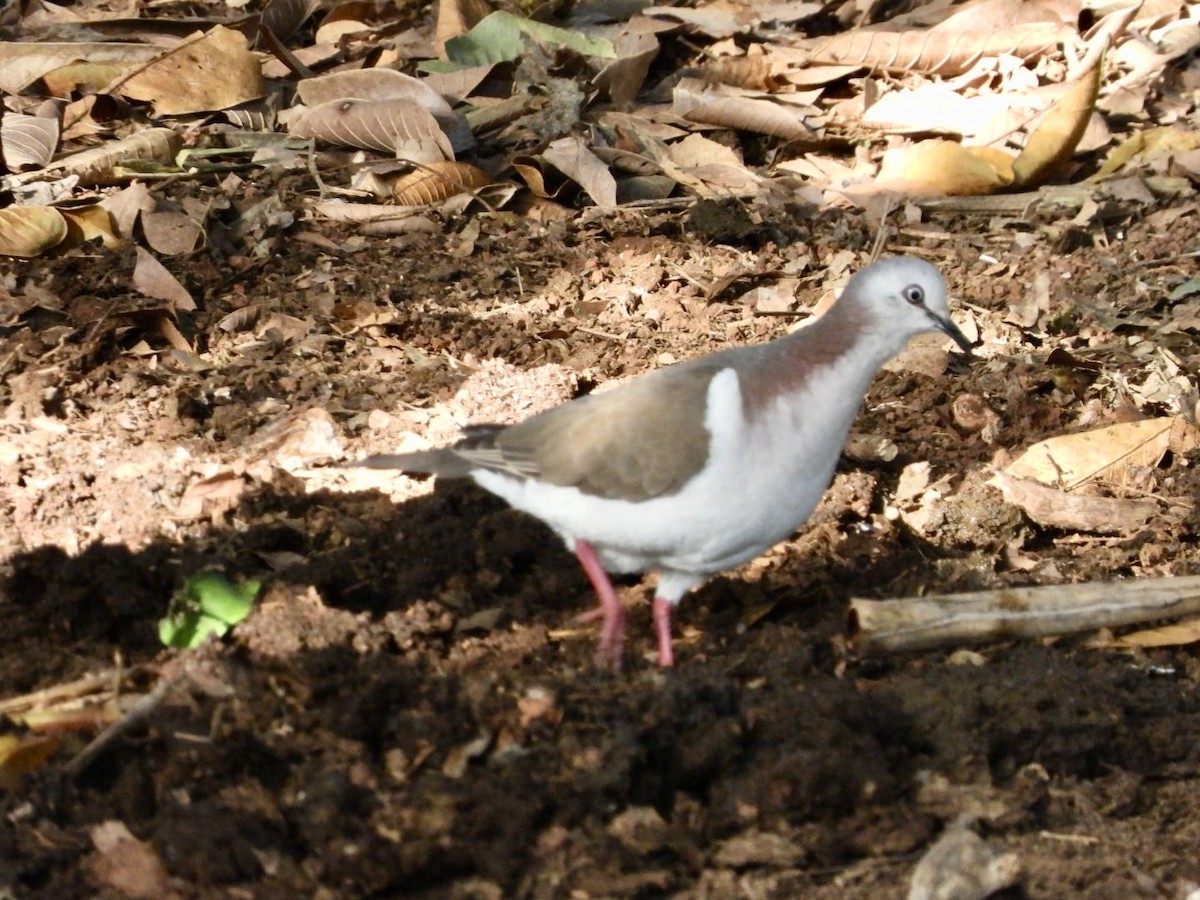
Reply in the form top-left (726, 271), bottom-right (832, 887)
top-left (572, 539), bottom-right (625, 668)
top-left (652, 596), bottom-right (675, 668)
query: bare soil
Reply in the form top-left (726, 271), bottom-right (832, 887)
top-left (3, 194), bottom-right (1200, 898)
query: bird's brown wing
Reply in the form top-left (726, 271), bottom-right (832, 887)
top-left (475, 363), bottom-right (722, 502)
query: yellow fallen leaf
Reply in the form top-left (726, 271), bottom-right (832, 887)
top-left (1011, 54), bottom-right (1102, 188)
top-left (1092, 616), bottom-right (1200, 649)
top-left (874, 139), bottom-right (1013, 196)
top-left (1005, 416), bottom-right (1185, 489)
top-left (62, 205), bottom-right (121, 250)
top-left (392, 161), bottom-right (491, 205)
top-left (0, 205), bottom-right (68, 257)
top-left (1092, 125), bottom-right (1200, 181)
top-left (0, 733), bottom-right (60, 790)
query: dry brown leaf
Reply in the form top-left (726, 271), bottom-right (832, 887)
top-left (990, 470), bottom-right (1158, 534)
top-left (224, 100), bottom-right (279, 132)
top-left (141, 202), bottom-right (206, 256)
top-left (672, 78), bottom-right (814, 140)
top-left (1, 113), bottom-right (59, 170)
top-left (804, 0), bottom-right (1074, 76)
top-left (132, 247), bottom-right (195, 312)
top-left (250, 407), bottom-right (343, 470)
top-left (1010, 55), bottom-right (1103, 187)
top-left (289, 98), bottom-right (453, 161)
top-left (927, 0), bottom-right (1077, 33)
top-left (156, 316), bottom-right (193, 353)
top-left (592, 25), bottom-right (661, 109)
top-left (100, 183), bottom-right (157, 239)
top-left (807, 21), bottom-right (1069, 76)
top-left (542, 135), bottom-right (618, 207)
top-left (297, 68), bottom-right (455, 125)
top-left (61, 95), bottom-right (121, 142)
top-left (40, 60), bottom-right (128, 96)
top-left (1004, 416), bottom-right (1195, 489)
top-left (0, 42), bottom-right (160, 95)
top-left (659, 133), bottom-right (761, 197)
top-left (420, 64), bottom-right (498, 105)
top-left (261, 0), bottom-right (323, 42)
top-left (391, 162), bottom-right (491, 204)
top-left (60, 205), bottom-right (121, 250)
top-left (314, 0), bottom-right (381, 43)
top-left (702, 52), bottom-right (779, 92)
top-left (780, 63), bottom-right (865, 88)
top-left (216, 306), bottom-right (262, 333)
top-left (306, 202), bottom-right (438, 229)
top-left (860, 83), bottom-right (1010, 136)
top-left (435, 0), bottom-right (494, 56)
top-left (31, 128), bottom-right (182, 187)
top-left (642, 3), bottom-right (752, 39)
top-left (86, 821), bottom-right (175, 900)
top-left (0, 206), bottom-right (68, 257)
top-left (115, 27), bottom-right (265, 116)
top-left (511, 158), bottom-right (560, 199)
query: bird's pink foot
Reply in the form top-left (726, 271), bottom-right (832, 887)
top-left (652, 596), bottom-right (675, 667)
top-left (573, 539), bottom-right (626, 670)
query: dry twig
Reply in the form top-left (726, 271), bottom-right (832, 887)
top-left (848, 576), bottom-right (1200, 656)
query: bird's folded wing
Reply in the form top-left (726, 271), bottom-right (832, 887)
top-left (491, 363), bottom-right (723, 501)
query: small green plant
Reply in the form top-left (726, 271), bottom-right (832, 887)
top-left (158, 572), bottom-right (261, 649)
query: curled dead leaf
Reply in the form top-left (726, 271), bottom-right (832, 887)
top-left (0, 205), bottom-right (68, 257)
top-left (392, 161), bottom-right (491, 204)
top-left (869, 139), bottom-right (1012, 197)
top-left (702, 53), bottom-right (780, 91)
top-left (673, 79), bottom-right (814, 141)
top-left (34, 127), bottom-right (182, 187)
top-left (542, 135), bottom-right (618, 207)
top-left (1011, 54), bottom-right (1103, 188)
top-left (60, 205), bottom-right (121, 250)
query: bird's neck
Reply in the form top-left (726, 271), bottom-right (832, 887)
top-left (743, 302), bottom-right (891, 414)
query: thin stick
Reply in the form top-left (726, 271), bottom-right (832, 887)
top-left (63, 677), bottom-right (180, 779)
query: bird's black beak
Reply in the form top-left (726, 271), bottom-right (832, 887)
top-left (931, 312), bottom-right (973, 352)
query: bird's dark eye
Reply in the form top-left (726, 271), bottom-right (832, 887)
top-left (903, 284), bottom-right (925, 305)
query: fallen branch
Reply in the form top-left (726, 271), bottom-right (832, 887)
top-left (847, 575), bottom-right (1200, 656)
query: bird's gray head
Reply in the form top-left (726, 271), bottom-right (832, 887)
top-left (841, 256), bottom-right (972, 353)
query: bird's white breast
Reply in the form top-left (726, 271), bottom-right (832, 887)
top-left (472, 355), bottom-right (869, 579)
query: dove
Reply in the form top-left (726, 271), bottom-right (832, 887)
top-left (350, 256), bottom-right (971, 667)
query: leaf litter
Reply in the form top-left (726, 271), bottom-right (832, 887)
top-left (3, 0), bottom-right (1200, 896)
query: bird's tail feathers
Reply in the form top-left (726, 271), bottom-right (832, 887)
top-left (340, 449), bottom-right (475, 478)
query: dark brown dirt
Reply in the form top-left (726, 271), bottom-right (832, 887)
top-left (3, 195), bottom-right (1200, 898)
